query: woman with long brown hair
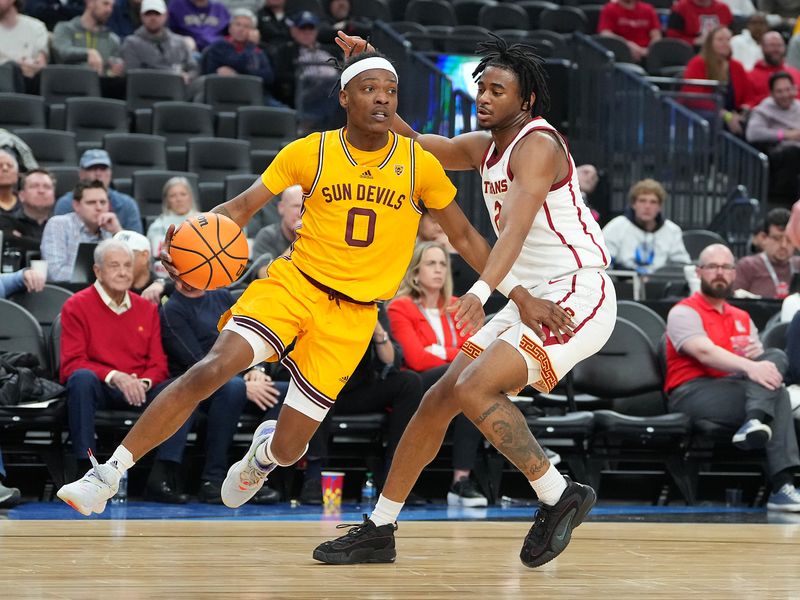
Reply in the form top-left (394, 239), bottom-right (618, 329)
top-left (681, 26), bottom-right (754, 134)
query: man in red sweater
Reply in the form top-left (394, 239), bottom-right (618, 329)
top-left (665, 243), bottom-right (800, 511)
top-left (60, 238), bottom-right (190, 503)
top-left (749, 31), bottom-right (800, 105)
top-left (666, 0), bottom-right (732, 46)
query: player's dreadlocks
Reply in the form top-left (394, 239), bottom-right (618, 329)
top-left (472, 34), bottom-right (551, 117)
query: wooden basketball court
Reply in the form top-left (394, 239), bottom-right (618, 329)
top-left (2, 520), bottom-right (798, 598)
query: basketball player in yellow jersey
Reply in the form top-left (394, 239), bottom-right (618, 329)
top-left (57, 50), bottom-right (572, 518)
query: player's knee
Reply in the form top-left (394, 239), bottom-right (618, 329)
top-left (419, 376), bottom-right (460, 418)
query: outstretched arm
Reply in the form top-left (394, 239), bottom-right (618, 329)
top-left (335, 30), bottom-right (490, 171)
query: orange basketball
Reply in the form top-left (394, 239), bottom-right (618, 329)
top-left (169, 213), bottom-right (249, 290)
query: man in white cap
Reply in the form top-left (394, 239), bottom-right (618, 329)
top-left (114, 229), bottom-right (171, 303)
top-left (53, 149), bottom-right (143, 233)
top-left (120, 0), bottom-right (199, 83)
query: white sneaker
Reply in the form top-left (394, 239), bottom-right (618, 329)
top-left (57, 451), bottom-right (121, 516)
top-left (221, 420), bottom-right (278, 508)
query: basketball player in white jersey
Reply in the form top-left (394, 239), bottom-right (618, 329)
top-left (315, 34), bottom-right (616, 568)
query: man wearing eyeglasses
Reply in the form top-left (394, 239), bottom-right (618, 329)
top-left (734, 208), bottom-right (800, 299)
top-left (665, 243), bottom-right (800, 511)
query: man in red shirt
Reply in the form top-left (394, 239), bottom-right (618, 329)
top-left (60, 238), bottom-right (190, 503)
top-left (749, 31), bottom-right (800, 105)
top-left (598, 0), bottom-right (662, 62)
top-left (666, 0), bottom-right (732, 46)
top-left (665, 243), bottom-right (800, 511)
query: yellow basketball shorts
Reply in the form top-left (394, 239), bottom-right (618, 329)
top-left (218, 258), bottom-right (378, 420)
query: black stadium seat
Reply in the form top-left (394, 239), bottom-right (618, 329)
top-left (15, 129), bottom-right (77, 167)
top-left (478, 3), bottom-right (529, 30)
top-left (404, 0), bottom-right (457, 26)
top-left (125, 69), bottom-right (187, 112)
top-left (151, 102), bottom-right (214, 171)
top-left (64, 97), bottom-right (129, 151)
top-left (0, 93), bottom-right (45, 130)
top-left (236, 106), bottom-right (297, 151)
top-left (103, 133), bottom-right (168, 182)
top-left (539, 6), bottom-right (589, 33)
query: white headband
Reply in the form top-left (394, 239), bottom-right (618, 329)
top-left (340, 57), bottom-right (398, 90)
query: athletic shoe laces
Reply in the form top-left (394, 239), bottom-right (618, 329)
top-left (779, 484), bottom-right (800, 502)
top-left (86, 450), bottom-right (112, 488)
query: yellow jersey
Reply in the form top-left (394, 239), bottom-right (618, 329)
top-left (261, 128), bottom-right (456, 302)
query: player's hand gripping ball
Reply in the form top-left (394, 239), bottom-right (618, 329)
top-left (169, 212), bottom-right (249, 290)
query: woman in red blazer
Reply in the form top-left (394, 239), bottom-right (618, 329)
top-left (681, 26), bottom-right (753, 135)
top-left (387, 242), bottom-right (486, 507)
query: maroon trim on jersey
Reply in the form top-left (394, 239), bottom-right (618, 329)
top-left (555, 274), bottom-right (577, 306)
top-left (231, 315), bottom-right (286, 356)
top-left (281, 355), bottom-right (335, 409)
top-left (503, 126), bottom-right (572, 187)
top-left (543, 200), bottom-right (583, 269)
top-left (572, 273), bottom-right (606, 334)
top-left (567, 178), bottom-right (608, 264)
top-left (543, 273), bottom-right (607, 347)
top-left (483, 143), bottom-right (501, 171)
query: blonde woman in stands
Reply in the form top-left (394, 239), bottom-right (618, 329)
top-left (146, 177), bottom-right (199, 275)
top-left (388, 241), bottom-right (487, 507)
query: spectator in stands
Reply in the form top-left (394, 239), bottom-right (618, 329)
top-left (788, 196), bottom-right (800, 248)
top-left (168, 0), bottom-right (229, 50)
top-left (732, 12), bottom-right (769, 70)
top-left (682, 26), bottom-right (754, 135)
top-left (666, 243), bottom-right (800, 512)
top-left (52, 0), bottom-right (125, 77)
top-left (114, 229), bottom-right (171, 303)
top-left (271, 11), bottom-right (337, 111)
top-left (121, 0), bottom-right (199, 82)
top-left (41, 180), bottom-right (122, 281)
top-left (734, 207), bottom-right (800, 298)
top-left (0, 168), bottom-right (55, 257)
top-left (576, 164), bottom-right (602, 221)
top-left (318, 0), bottom-right (367, 46)
top-left (53, 150), bottom-right (143, 233)
top-left (667, 0), bottom-right (733, 46)
top-left (749, 31), bottom-right (800, 104)
top-left (60, 239), bottom-right (191, 502)
top-left (387, 242), bottom-right (488, 507)
top-left (25, 0), bottom-right (83, 30)
top-left (602, 179), bottom-right (691, 274)
top-left (0, 265), bottom-right (48, 508)
top-left (745, 72), bottom-right (800, 205)
top-left (417, 206), bottom-right (456, 253)
top-left (202, 8), bottom-right (275, 89)
top-left (786, 309), bottom-right (800, 383)
top-left (107, 0), bottom-right (142, 38)
top-left (0, 265), bottom-right (45, 296)
top-left (780, 272), bottom-right (800, 321)
top-left (0, 149), bottom-right (20, 216)
top-left (0, 0), bottom-right (49, 80)
top-left (597, 0), bottom-right (662, 63)
top-left (160, 285), bottom-right (281, 503)
top-left (145, 176), bottom-right (198, 272)
top-left (256, 0), bottom-right (290, 54)
top-left (252, 183), bottom-right (300, 259)
top-left (789, 30), bottom-right (800, 70)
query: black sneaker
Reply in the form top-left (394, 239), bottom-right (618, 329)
top-left (300, 477), bottom-right (322, 505)
top-left (198, 480), bottom-right (223, 504)
top-left (520, 476), bottom-right (596, 568)
top-left (446, 476), bottom-right (488, 507)
top-left (312, 515), bottom-right (398, 564)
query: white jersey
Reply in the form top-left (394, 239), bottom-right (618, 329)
top-left (480, 117), bottom-right (610, 289)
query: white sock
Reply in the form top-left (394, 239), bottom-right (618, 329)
top-left (255, 436), bottom-right (299, 468)
top-left (530, 463), bottom-right (567, 506)
top-left (108, 445), bottom-right (135, 474)
top-left (370, 494), bottom-right (404, 526)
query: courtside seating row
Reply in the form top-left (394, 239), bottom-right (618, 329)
top-left (1, 292), bottom-right (788, 502)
